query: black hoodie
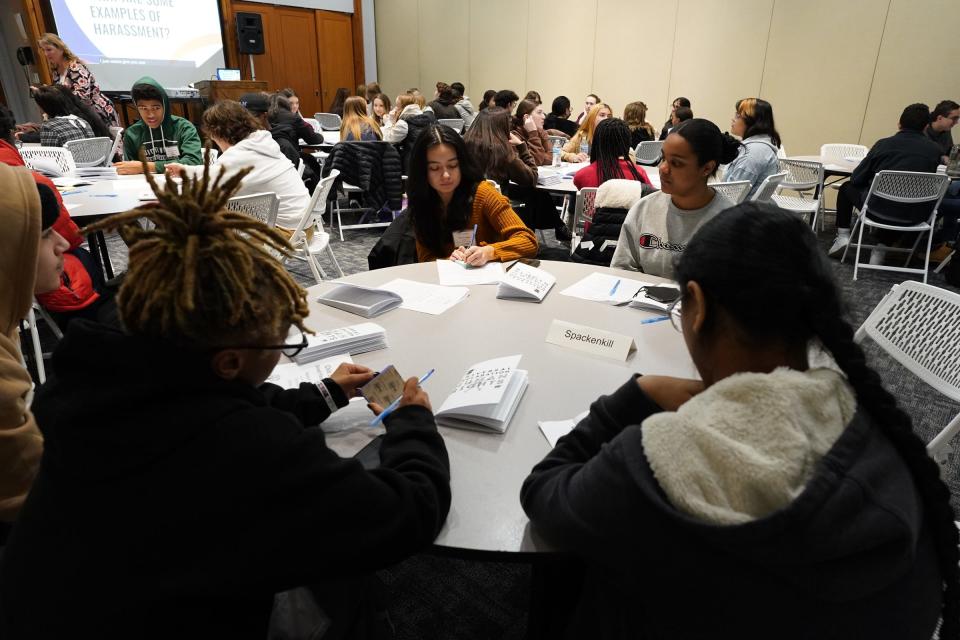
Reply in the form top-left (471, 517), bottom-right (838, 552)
top-left (0, 320), bottom-right (450, 638)
top-left (521, 377), bottom-right (942, 639)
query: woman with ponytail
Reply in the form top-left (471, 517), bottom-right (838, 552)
top-left (522, 202), bottom-right (956, 640)
top-left (611, 118), bottom-right (740, 277)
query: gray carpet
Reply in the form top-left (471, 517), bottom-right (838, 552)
top-left (94, 212), bottom-right (957, 640)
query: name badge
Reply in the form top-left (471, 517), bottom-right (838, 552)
top-left (164, 145), bottom-right (181, 159)
top-left (451, 229), bottom-right (473, 247)
top-left (546, 319), bottom-right (636, 362)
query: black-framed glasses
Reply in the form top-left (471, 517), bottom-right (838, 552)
top-left (667, 298), bottom-right (682, 333)
top-left (217, 328), bottom-right (309, 357)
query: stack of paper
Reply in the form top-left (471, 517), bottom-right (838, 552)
top-left (293, 322), bottom-right (386, 364)
top-left (559, 272), bottom-right (653, 305)
top-left (436, 259), bottom-right (504, 285)
top-left (75, 167), bottom-right (119, 179)
top-left (497, 262), bottom-right (556, 302)
top-left (266, 354), bottom-right (354, 388)
top-left (317, 283), bottom-right (403, 318)
top-left (536, 168), bottom-right (563, 186)
top-left (435, 355), bottom-right (528, 433)
top-left (378, 278), bottom-right (469, 315)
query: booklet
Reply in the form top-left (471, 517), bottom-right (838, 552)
top-left (496, 262), bottom-right (556, 302)
top-left (317, 283), bottom-right (403, 318)
top-left (293, 322), bottom-right (387, 364)
top-left (435, 355), bottom-right (528, 434)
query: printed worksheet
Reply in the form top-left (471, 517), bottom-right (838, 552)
top-left (436, 260), bottom-right (504, 286)
top-left (378, 278), bottom-right (469, 314)
top-left (559, 272), bottom-right (653, 305)
top-left (266, 354), bottom-right (355, 388)
top-left (438, 355), bottom-right (522, 411)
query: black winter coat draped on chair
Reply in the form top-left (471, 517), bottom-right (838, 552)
top-left (321, 141), bottom-right (404, 213)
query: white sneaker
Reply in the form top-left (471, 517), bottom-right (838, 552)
top-left (869, 243), bottom-right (888, 265)
top-left (828, 234), bottom-right (849, 257)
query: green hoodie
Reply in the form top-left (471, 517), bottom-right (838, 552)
top-left (122, 77), bottom-right (202, 173)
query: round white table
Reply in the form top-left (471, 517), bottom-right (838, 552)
top-left (304, 260), bottom-right (694, 556)
top-left (536, 162), bottom-right (661, 194)
top-left (788, 154), bottom-right (860, 176)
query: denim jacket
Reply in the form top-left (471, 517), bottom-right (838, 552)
top-left (723, 134), bottom-right (780, 198)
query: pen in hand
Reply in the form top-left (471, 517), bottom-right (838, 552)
top-left (369, 368), bottom-right (436, 426)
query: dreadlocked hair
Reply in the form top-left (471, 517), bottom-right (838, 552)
top-left (590, 118), bottom-right (644, 185)
top-left (675, 202), bottom-right (959, 638)
top-left (81, 147), bottom-right (311, 348)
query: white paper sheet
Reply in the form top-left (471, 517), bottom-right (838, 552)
top-left (435, 259), bottom-right (504, 286)
top-left (266, 354), bottom-right (355, 389)
top-left (378, 278), bottom-right (469, 315)
top-left (559, 272), bottom-right (654, 305)
top-left (538, 410), bottom-right (589, 447)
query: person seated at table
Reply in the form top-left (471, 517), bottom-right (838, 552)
top-left (340, 96), bottom-right (382, 142)
top-left (371, 93), bottom-right (391, 127)
top-left (116, 77), bottom-right (202, 175)
top-left (828, 103), bottom-right (942, 261)
top-left (924, 99), bottom-right (959, 164)
top-left (450, 83), bottom-right (477, 129)
top-left (278, 87), bottom-right (305, 121)
top-left (611, 118), bottom-right (738, 278)
top-left (0, 163), bottom-right (452, 638)
top-left (239, 92), bottom-right (302, 169)
top-left (328, 87), bottom-right (349, 117)
top-left (270, 92), bottom-right (323, 146)
top-left (623, 100), bottom-right (657, 148)
top-left (545, 96), bottom-right (578, 138)
top-left (659, 96), bottom-right (690, 140)
top-left (522, 202), bottom-right (957, 640)
top-left (428, 84), bottom-right (461, 121)
top-left (512, 99), bottom-right (552, 165)
top-left (722, 98), bottom-right (782, 198)
top-left (0, 166), bottom-right (72, 546)
top-left (383, 94), bottom-right (436, 171)
top-left (364, 81), bottom-right (382, 116)
top-left (562, 103), bottom-right (613, 163)
top-left (480, 89), bottom-right (497, 111)
top-left (409, 123), bottom-right (537, 264)
top-left (164, 100), bottom-right (310, 237)
top-left (524, 90), bottom-right (542, 106)
top-left (494, 89), bottom-right (520, 114)
top-left (573, 118), bottom-right (652, 189)
top-left (574, 93), bottom-right (600, 125)
top-left (30, 85), bottom-right (99, 148)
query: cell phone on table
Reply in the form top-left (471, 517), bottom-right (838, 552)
top-left (507, 258), bottom-right (540, 270)
top-left (642, 286), bottom-right (681, 304)
top-left (360, 365), bottom-right (405, 408)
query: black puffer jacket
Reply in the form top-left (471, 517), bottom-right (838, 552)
top-left (322, 141), bottom-right (404, 212)
top-left (368, 210), bottom-right (417, 270)
top-left (570, 205), bottom-right (631, 267)
top-left (397, 112), bottom-right (436, 172)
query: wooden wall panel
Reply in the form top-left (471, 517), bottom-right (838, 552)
top-left (316, 10), bottom-right (356, 110)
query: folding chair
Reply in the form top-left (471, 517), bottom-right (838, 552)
top-left (287, 170), bottom-right (344, 284)
top-left (749, 171), bottom-right (788, 203)
top-left (854, 281), bottom-right (960, 472)
top-left (634, 141), bottom-right (663, 166)
top-left (570, 187), bottom-right (598, 254)
top-left (303, 118), bottom-right (322, 134)
top-left (226, 192), bottom-right (280, 228)
top-left (771, 159), bottom-right (824, 227)
top-left (711, 180), bottom-right (752, 205)
top-left (106, 127), bottom-right (124, 165)
top-left (19, 146), bottom-right (77, 177)
top-left (840, 171), bottom-right (949, 283)
top-left (314, 113), bottom-right (342, 131)
top-left (64, 137), bottom-right (113, 167)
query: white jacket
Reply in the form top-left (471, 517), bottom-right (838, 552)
top-left (184, 130), bottom-right (309, 230)
top-left (381, 104), bottom-right (422, 144)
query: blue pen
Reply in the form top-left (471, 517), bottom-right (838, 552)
top-left (469, 223), bottom-right (478, 247)
top-left (640, 315), bottom-right (670, 325)
top-left (609, 279), bottom-right (621, 296)
top-left (369, 368), bottom-right (436, 426)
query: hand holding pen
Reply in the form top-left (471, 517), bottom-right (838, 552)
top-left (369, 369), bottom-right (435, 426)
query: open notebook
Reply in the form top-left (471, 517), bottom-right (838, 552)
top-left (435, 355), bottom-right (528, 434)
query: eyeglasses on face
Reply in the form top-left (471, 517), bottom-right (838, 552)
top-left (216, 327), bottom-right (309, 358)
top-left (666, 298), bottom-right (683, 333)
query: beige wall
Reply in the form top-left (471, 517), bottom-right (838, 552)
top-left (375, 0), bottom-right (960, 156)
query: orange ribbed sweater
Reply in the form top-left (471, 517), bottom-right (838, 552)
top-left (415, 181), bottom-right (539, 263)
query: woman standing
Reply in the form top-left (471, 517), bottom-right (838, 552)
top-left (611, 118), bottom-right (740, 278)
top-left (39, 33), bottom-right (118, 129)
top-left (723, 98), bottom-right (782, 198)
top-left (340, 96), bottom-right (382, 141)
top-left (409, 124), bottom-right (537, 264)
top-left (623, 101), bottom-right (657, 148)
top-left (562, 103), bottom-right (612, 163)
top-left (512, 99), bottom-right (552, 166)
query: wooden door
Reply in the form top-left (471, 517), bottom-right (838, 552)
top-left (275, 7), bottom-right (322, 116)
top-left (315, 10), bottom-right (356, 112)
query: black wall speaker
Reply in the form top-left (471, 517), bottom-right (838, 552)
top-left (236, 12), bottom-right (265, 55)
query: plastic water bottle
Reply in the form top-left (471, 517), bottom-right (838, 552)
top-left (552, 140), bottom-right (561, 167)
top-left (579, 137), bottom-right (589, 157)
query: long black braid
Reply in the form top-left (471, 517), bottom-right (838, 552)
top-left (675, 202), bottom-right (958, 637)
top-left (590, 118), bottom-right (645, 185)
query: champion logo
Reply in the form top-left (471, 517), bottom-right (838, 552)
top-left (637, 233), bottom-right (685, 253)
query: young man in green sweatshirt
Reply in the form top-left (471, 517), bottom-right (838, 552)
top-left (115, 77), bottom-right (202, 175)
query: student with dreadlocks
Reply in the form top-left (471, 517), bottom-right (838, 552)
top-left (0, 162), bottom-right (452, 638)
top-left (573, 118), bottom-right (652, 189)
top-left (522, 202), bottom-right (958, 640)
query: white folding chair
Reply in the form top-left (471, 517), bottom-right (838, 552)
top-left (853, 281), bottom-right (960, 471)
top-left (314, 113), bottom-right (342, 131)
top-left (202, 147), bottom-right (219, 164)
top-left (438, 119), bottom-right (465, 134)
top-left (711, 180), bottom-right (752, 205)
top-left (819, 143), bottom-right (869, 225)
top-left (226, 192), bottom-right (280, 228)
top-left (771, 159), bottom-right (824, 227)
top-left (634, 140), bottom-right (663, 166)
top-left (288, 170), bottom-right (344, 284)
top-left (297, 158), bottom-right (306, 178)
top-left (749, 171), bottom-right (788, 203)
top-left (19, 146), bottom-right (77, 177)
top-left (303, 118), bottom-right (322, 134)
top-left (106, 127), bottom-right (124, 165)
top-left (20, 305), bottom-right (61, 384)
top-left (63, 137), bottom-right (113, 167)
top-left (570, 187), bottom-right (599, 254)
top-left (840, 171), bottom-right (949, 283)
top-left (776, 144), bottom-right (787, 159)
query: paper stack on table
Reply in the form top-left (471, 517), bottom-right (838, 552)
top-left (536, 168), bottom-right (563, 186)
top-left (317, 283), bottom-right (403, 318)
top-left (436, 259), bottom-right (504, 285)
top-left (293, 322), bottom-right (386, 364)
top-left (266, 354), bottom-right (355, 388)
top-left (75, 167), bottom-right (119, 179)
top-left (435, 354), bottom-right (528, 434)
top-left (378, 278), bottom-right (469, 314)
